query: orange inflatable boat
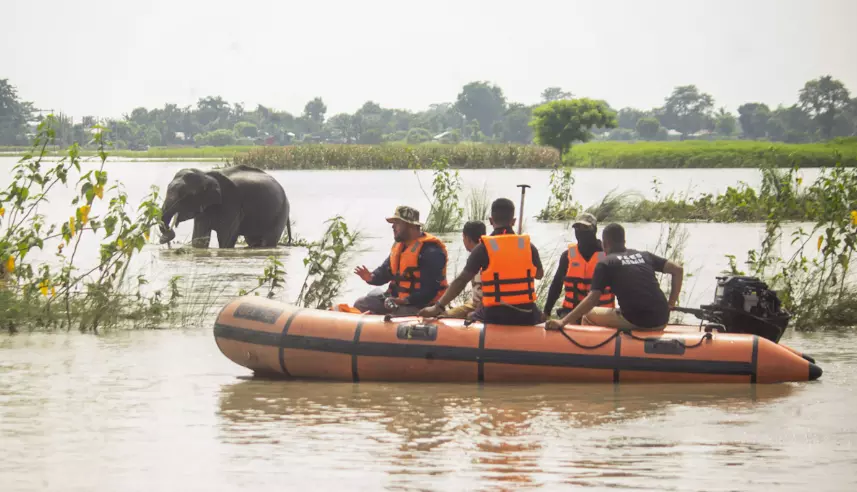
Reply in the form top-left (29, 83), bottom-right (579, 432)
top-left (213, 296), bottom-right (822, 384)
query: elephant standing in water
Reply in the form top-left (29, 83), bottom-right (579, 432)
top-left (158, 165), bottom-right (291, 248)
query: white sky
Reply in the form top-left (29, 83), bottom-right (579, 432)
top-left (3, 0), bottom-right (856, 120)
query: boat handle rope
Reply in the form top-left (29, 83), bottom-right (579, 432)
top-left (383, 315), bottom-right (714, 351)
top-left (557, 327), bottom-right (714, 351)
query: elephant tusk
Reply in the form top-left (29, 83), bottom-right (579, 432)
top-left (170, 215), bottom-right (178, 229)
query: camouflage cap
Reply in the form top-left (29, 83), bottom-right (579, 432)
top-left (386, 205), bottom-right (422, 226)
top-left (572, 212), bottom-right (597, 231)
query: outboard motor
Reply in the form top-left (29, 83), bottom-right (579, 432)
top-left (697, 275), bottom-right (791, 343)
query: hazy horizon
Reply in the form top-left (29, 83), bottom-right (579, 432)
top-left (3, 0), bottom-right (856, 120)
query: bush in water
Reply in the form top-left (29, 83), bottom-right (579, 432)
top-left (413, 157), bottom-right (464, 234)
top-left (536, 166), bottom-right (581, 222)
top-left (0, 117), bottom-right (182, 333)
top-left (726, 162), bottom-right (857, 330)
top-left (294, 216), bottom-right (362, 310)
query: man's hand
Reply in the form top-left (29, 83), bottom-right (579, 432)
top-left (418, 304), bottom-right (444, 318)
top-left (388, 297), bottom-right (408, 306)
top-left (354, 265), bottom-right (373, 283)
top-left (545, 319), bottom-right (565, 331)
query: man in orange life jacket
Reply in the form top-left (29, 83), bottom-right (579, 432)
top-left (353, 205), bottom-right (449, 315)
top-left (542, 212), bottom-right (614, 319)
top-left (546, 223), bottom-right (683, 332)
top-left (418, 198), bottom-right (545, 325)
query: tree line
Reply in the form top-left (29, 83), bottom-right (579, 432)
top-left (1, 75), bottom-right (855, 150)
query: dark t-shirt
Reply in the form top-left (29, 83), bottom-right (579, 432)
top-left (463, 226), bottom-right (544, 325)
top-left (591, 249), bottom-right (669, 328)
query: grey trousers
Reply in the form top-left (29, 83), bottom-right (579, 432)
top-left (353, 292), bottom-right (423, 315)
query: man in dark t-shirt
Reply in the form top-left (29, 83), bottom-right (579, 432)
top-left (546, 223), bottom-right (684, 331)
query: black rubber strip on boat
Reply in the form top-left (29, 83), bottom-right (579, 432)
top-left (478, 326), bottom-right (487, 383)
top-left (277, 310), bottom-right (304, 376)
top-left (751, 335), bottom-right (759, 383)
top-left (352, 316), bottom-right (366, 383)
top-left (214, 324), bottom-right (756, 377)
top-left (613, 332), bottom-right (622, 383)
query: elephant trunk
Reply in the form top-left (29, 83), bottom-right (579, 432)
top-left (159, 197), bottom-right (180, 243)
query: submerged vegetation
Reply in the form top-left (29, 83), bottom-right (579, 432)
top-left (537, 166), bottom-right (581, 221)
top-left (294, 216), bottom-right (362, 310)
top-left (725, 164), bottom-right (857, 330)
top-left (411, 157), bottom-right (465, 234)
top-left (0, 117), bottom-right (179, 333)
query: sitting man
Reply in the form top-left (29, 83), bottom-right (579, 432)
top-left (542, 212), bottom-right (615, 320)
top-left (444, 220), bottom-right (486, 320)
top-left (546, 223), bottom-right (683, 332)
top-left (418, 198), bottom-right (544, 325)
top-left (353, 205), bottom-right (449, 315)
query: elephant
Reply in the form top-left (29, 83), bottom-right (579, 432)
top-left (158, 164), bottom-right (291, 248)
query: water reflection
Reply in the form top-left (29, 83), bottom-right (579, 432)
top-left (217, 379), bottom-right (796, 487)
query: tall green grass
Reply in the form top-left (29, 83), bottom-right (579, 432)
top-left (232, 143), bottom-right (559, 170)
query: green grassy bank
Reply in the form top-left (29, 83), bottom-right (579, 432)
top-left (3, 139), bottom-right (856, 169)
top-left (567, 139), bottom-right (857, 169)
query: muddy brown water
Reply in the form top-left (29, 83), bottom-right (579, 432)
top-left (1, 158), bottom-right (855, 490)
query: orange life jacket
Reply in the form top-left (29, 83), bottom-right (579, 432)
top-left (389, 233), bottom-right (448, 303)
top-left (562, 244), bottom-right (615, 309)
top-left (480, 234), bottom-right (538, 308)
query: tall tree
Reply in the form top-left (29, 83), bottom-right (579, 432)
top-left (767, 104), bottom-right (816, 143)
top-left (715, 107), bottom-right (737, 137)
top-left (530, 98), bottom-right (617, 157)
top-left (0, 79), bottom-right (34, 145)
top-left (617, 108), bottom-right (646, 130)
top-left (326, 113), bottom-right (355, 142)
top-left (737, 103), bottom-right (771, 139)
top-left (303, 97), bottom-right (327, 130)
top-left (540, 87), bottom-right (573, 103)
top-left (455, 81), bottom-right (507, 137)
top-left (799, 75), bottom-right (851, 140)
top-left (659, 85), bottom-right (714, 137)
top-left (636, 117), bottom-right (660, 140)
top-left (500, 103), bottom-right (534, 143)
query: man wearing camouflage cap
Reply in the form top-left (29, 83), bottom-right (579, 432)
top-left (542, 212), bottom-right (615, 319)
top-left (353, 205), bottom-right (449, 314)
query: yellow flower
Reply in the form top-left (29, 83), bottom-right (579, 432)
top-left (94, 185), bottom-right (104, 199)
top-left (817, 235), bottom-right (824, 251)
top-left (78, 205), bottom-right (90, 226)
top-left (851, 210), bottom-right (857, 227)
top-left (117, 238), bottom-right (124, 249)
top-left (0, 207), bottom-right (5, 217)
top-left (5, 256), bottom-right (14, 273)
top-left (39, 280), bottom-right (49, 296)
top-left (796, 177), bottom-right (803, 186)
top-left (69, 217), bottom-right (76, 237)
top-left (144, 231), bottom-right (150, 242)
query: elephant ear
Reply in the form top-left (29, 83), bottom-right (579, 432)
top-left (204, 170), bottom-right (239, 206)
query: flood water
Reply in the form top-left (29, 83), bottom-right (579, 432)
top-left (1, 157), bottom-right (855, 490)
